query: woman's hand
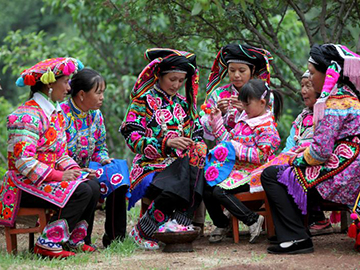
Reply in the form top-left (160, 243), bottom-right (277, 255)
top-left (166, 137), bottom-right (194, 150)
top-left (294, 147), bottom-right (307, 154)
top-left (62, 170), bottom-right (81, 181)
top-left (102, 158), bottom-right (114, 165)
top-left (231, 96), bottom-right (243, 112)
top-left (82, 168), bottom-right (97, 179)
top-left (217, 98), bottom-right (230, 115)
top-left (210, 107), bottom-right (222, 121)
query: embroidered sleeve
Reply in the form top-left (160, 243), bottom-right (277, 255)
top-left (281, 126), bottom-right (296, 153)
top-left (55, 112), bottom-right (80, 171)
top-left (120, 97), bottom-right (169, 158)
top-left (91, 110), bottom-right (110, 164)
top-left (231, 124), bottom-right (280, 164)
top-left (305, 97), bottom-right (347, 165)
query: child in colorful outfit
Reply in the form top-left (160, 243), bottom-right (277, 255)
top-left (204, 79), bottom-right (283, 244)
top-left (61, 68), bottom-right (130, 248)
top-left (0, 58), bottom-right (100, 258)
top-left (201, 44), bottom-right (273, 140)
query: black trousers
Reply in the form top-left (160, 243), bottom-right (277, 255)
top-left (261, 166), bottom-right (314, 242)
top-left (20, 179), bottom-right (100, 244)
top-left (104, 185), bottom-right (127, 240)
top-left (203, 184), bottom-right (259, 228)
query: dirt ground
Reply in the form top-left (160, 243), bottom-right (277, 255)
top-left (1, 210), bottom-right (359, 270)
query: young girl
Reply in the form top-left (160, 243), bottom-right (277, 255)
top-left (203, 79), bottom-right (283, 244)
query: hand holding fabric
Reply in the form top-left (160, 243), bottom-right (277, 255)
top-left (166, 137), bottom-right (194, 151)
top-left (62, 170), bottom-right (81, 181)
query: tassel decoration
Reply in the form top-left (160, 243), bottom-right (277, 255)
top-left (356, 232), bottom-right (360, 246)
top-left (330, 211), bottom-right (341, 224)
top-left (348, 223), bottom-right (357, 239)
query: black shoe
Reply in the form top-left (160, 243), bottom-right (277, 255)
top-left (267, 235), bottom-right (279, 245)
top-left (267, 238), bottom-right (314, 254)
top-left (102, 233), bottom-right (111, 248)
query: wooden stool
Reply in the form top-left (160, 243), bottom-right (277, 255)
top-left (231, 191), bottom-right (275, 243)
top-left (5, 208), bottom-right (52, 254)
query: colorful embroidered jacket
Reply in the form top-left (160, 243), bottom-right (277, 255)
top-left (201, 84), bottom-right (239, 140)
top-left (282, 108), bottom-right (314, 153)
top-left (120, 85), bottom-right (206, 196)
top-left (61, 98), bottom-right (109, 167)
top-left (246, 108), bottom-right (314, 193)
top-left (301, 86), bottom-right (360, 205)
top-left (210, 110), bottom-right (280, 189)
top-left (0, 93), bottom-right (85, 227)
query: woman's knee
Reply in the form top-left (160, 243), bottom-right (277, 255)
top-left (86, 179), bottom-right (101, 199)
top-left (261, 166), bottom-right (279, 187)
top-left (212, 186), bottom-right (226, 200)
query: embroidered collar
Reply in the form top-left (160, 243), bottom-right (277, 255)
top-left (33, 92), bottom-right (61, 120)
top-left (154, 84), bottom-right (176, 105)
top-left (69, 98), bottom-right (88, 118)
top-left (230, 84), bottom-right (240, 95)
top-left (236, 110), bottom-right (273, 129)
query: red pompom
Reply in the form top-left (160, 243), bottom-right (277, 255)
top-left (205, 108), bottom-right (211, 114)
top-left (348, 223), bottom-right (357, 239)
top-left (200, 104), bottom-right (206, 110)
top-left (24, 74), bottom-right (36, 86)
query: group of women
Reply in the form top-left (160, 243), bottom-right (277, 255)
top-left (0, 42), bottom-right (360, 258)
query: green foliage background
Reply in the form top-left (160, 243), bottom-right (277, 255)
top-left (0, 0), bottom-right (359, 173)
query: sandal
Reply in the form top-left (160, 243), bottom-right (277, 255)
top-left (209, 226), bottom-right (230, 243)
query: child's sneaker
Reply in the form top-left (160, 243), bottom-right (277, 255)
top-left (129, 226), bottom-right (159, 250)
top-left (249, 215), bottom-right (264, 243)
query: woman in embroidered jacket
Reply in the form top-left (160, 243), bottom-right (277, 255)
top-left (261, 44), bottom-right (360, 254)
top-left (201, 44), bottom-right (273, 140)
top-left (203, 79), bottom-right (283, 244)
top-left (120, 48), bottom-right (207, 250)
top-left (61, 68), bottom-right (130, 248)
top-left (0, 58), bottom-right (100, 258)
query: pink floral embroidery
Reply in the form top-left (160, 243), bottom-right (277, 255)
top-left (325, 154), bottom-right (340, 169)
top-left (205, 166), bottom-right (219, 181)
top-left (151, 163), bottom-right (167, 169)
top-left (8, 115), bottom-right (18, 125)
top-left (24, 144), bottom-right (36, 156)
top-left (145, 127), bottom-right (153, 137)
top-left (126, 112), bottom-right (137, 122)
top-left (241, 125), bottom-right (252, 136)
top-left (71, 227), bottom-right (87, 244)
top-left (302, 115), bottom-right (313, 126)
top-left (79, 150), bottom-right (88, 158)
top-left (55, 190), bottom-right (63, 197)
top-left (133, 154), bottom-right (142, 164)
top-left (305, 166), bottom-right (321, 181)
top-left (3, 190), bottom-right (15, 205)
top-left (353, 137), bottom-right (360, 144)
top-left (173, 103), bottom-right (186, 120)
top-left (46, 226), bottom-right (65, 242)
top-left (76, 119), bottom-right (83, 130)
top-left (214, 146), bottom-right (228, 162)
top-left (141, 118), bottom-right (147, 127)
top-left (155, 109), bottom-right (172, 125)
top-left (62, 104), bottom-right (70, 114)
top-left (95, 168), bottom-right (104, 178)
top-left (100, 182), bottom-right (108, 194)
top-left (165, 131), bottom-right (179, 140)
top-left (219, 91), bottom-right (231, 99)
top-left (146, 95), bottom-right (162, 109)
top-left (334, 144), bottom-right (354, 159)
top-left (94, 130), bottom-right (101, 140)
top-left (80, 137), bottom-right (88, 146)
top-left (230, 171), bottom-right (244, 180)
top-left (21, 115), bottom-right (32, 124)
top-left (154, 210), bottom-right (165, 222)
top-left (131, 132), bottom-right (141, 141)
top-left (144, 145), bottom-right (161, 159)
top-left (130, 164), bottom-right (144, 180)
top-left (38, 121), bottom-right (43, 130)
top-left (110, 173), bottom-right (123, 185)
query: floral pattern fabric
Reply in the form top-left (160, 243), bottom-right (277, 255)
top-left (120, 85), bottom-right (206, 206)
top-left (247, 108), bottom-right (314, 192)
top-left (61, 98), bottom-right (109, 167)
top-left (0, 94), bottom-right (86, 227)
top-left (210, 110), bottom-right (280, 190)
